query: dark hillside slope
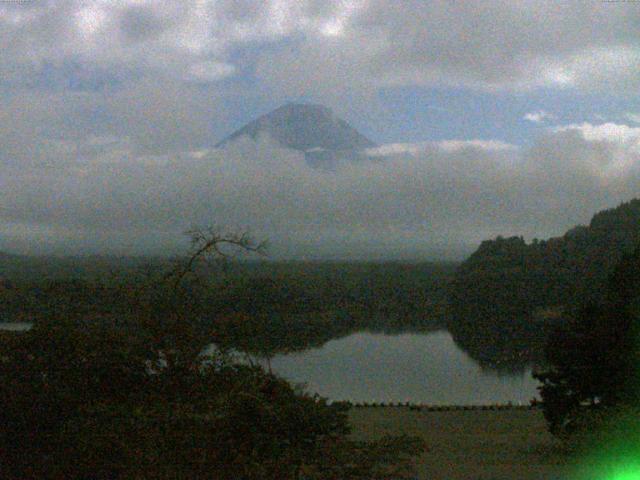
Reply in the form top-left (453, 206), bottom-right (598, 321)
top-left (451, 198), bottom-right (640, 318)
top-left (448, 198), bottom-right (640, 369)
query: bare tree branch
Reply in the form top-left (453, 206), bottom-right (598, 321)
top-left (166, 226), bottom-right (267, 291)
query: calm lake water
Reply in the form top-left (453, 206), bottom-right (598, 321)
top-left (3, 321), bottom-right (539, 404)
top-left (259, 331), bottom-right (540, 405)
top-left (0, 322), bottom-right (33, 332)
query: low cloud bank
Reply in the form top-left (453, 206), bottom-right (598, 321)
top-left (1, 124), bottom-right (639, 259)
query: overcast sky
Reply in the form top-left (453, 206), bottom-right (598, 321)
top-left (1, 0), bottom-right (640, 259)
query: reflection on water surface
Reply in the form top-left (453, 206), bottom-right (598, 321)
top-left (262, 331), bottom-right (539, 404)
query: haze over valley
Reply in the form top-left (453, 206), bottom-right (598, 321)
top-left (4, 98), bottom-right (640, 259)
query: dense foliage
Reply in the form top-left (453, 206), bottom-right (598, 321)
top-left (534, 244), bottom-right (640, 436)
top-left (0, 234), bottom-right (425, 479)
top-left (1, 259), bottom-right (455, 356)
top-left (0, 318), bottom-right (425, 479)
top-left (452, 198), bottom-right (640, 315)
top-left (448, 198), bottom-right (640, 369)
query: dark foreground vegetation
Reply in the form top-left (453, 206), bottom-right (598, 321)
top-left (0, 230), bottom-right (426, 479)
top-left (0, 320), bottom-right (422, 479)
top-left (508, 240), bottom-right (640, 479)
top-left (536, 243), bottom-right (640, 435)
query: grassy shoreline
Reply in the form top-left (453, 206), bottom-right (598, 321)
top-left (349, 406), bottom-right (570, 480)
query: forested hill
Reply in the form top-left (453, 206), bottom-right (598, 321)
top-left (450, 198), bottom-right (640, 321)
top-left (444, 198), bottom-right (640, 370)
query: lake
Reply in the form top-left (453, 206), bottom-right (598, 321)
top-left (258, 331), bottom-right (540, 405)
top-left (0, 322), bottom-right (33, 332)
top-left (3, 321), bottom-right (540, 405)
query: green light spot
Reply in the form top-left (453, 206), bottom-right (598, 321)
top-left (610, 464), bottom-right (640, 480)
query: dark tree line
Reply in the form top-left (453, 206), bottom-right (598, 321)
top-left (448, 198), bottom-right (640, 370)
top-left (451, 198), bottom-right (640, 320)
top-left (535, 243), bottom-right (640, 436)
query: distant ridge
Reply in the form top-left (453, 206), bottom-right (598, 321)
top-left (450, 198), bottom-right (640, 321)
top-left (216, 103), bottom-right (375, 165)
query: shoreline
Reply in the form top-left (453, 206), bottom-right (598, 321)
top-left (348, 402), bottom-right (538, 411)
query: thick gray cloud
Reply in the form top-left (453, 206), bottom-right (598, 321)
top-left (2, 1), bottom-right (639, 93)
top-left (0, 0), bottom-right (354, 85)
top-left (256, 0), bottom-right (640, 94)
top-left (2, 124), bottom-right (639, 258)
top-left (0, 78), bottom-right (229, 164)
top-left (2, 1), bottom-right (640, 258)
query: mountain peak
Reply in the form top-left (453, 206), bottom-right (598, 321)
top-left (216, 103), bottom-right (375, 153)
top-left (277, 102), bottom-right (332, 114)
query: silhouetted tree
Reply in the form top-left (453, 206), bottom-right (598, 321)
top-left (534, 244), bottom-right (640, 436)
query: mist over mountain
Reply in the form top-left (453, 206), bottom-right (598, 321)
top-left (217, 103), bottom-right (375, 166)
top-left (2, 98), bottom-right (640, 259)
